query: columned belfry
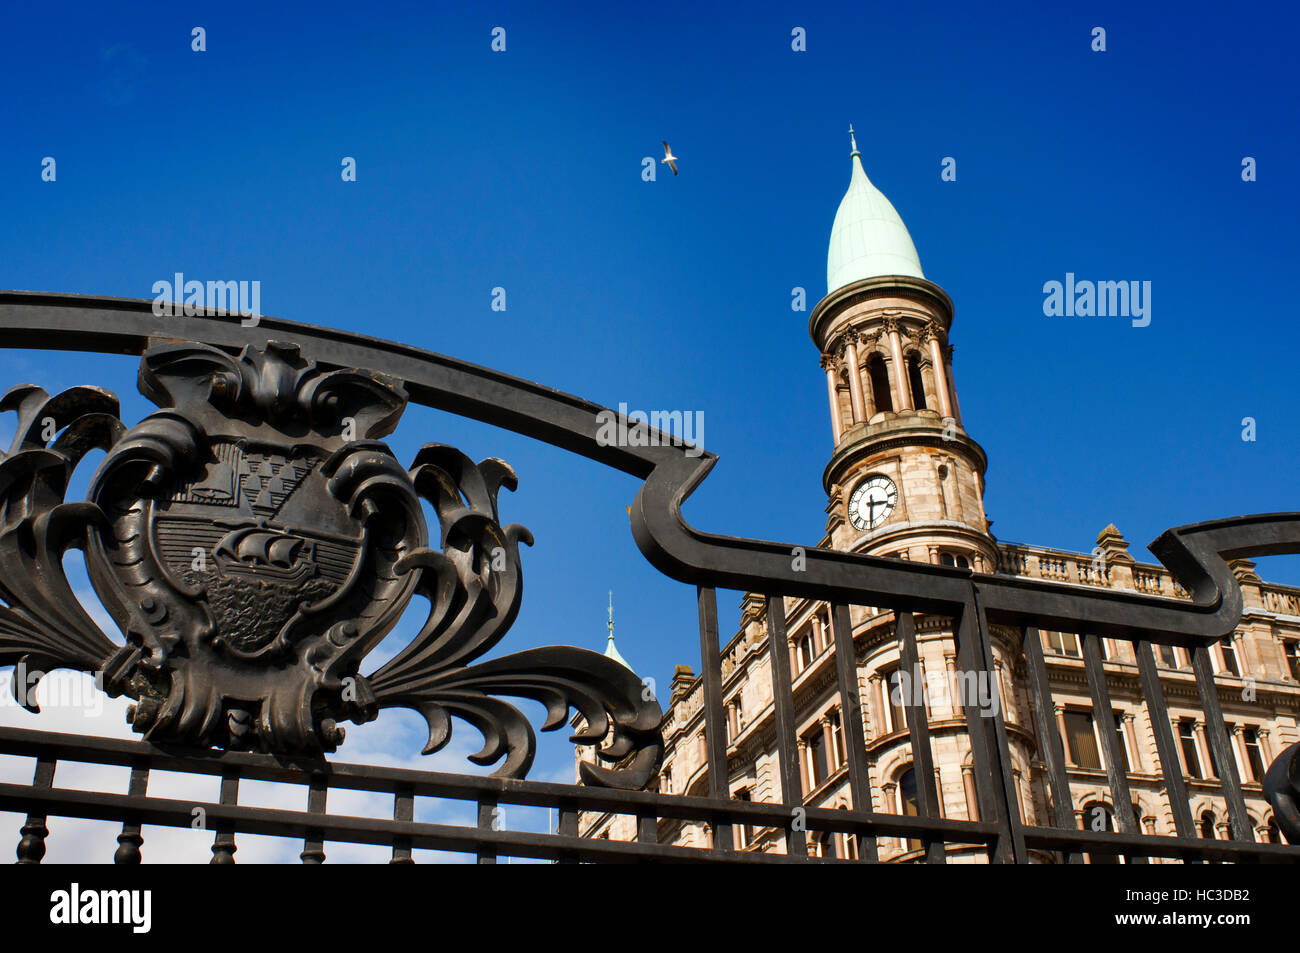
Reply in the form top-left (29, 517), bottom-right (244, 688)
top-left (811, 128), bottom-right (996, 573)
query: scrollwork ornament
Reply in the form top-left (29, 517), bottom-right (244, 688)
top-left (0, 341), bottom-right (662, 789)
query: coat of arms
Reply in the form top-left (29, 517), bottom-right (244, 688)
top-left (0, 340), bottom-right (661, 787)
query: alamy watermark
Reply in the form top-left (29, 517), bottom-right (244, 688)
top-left (4, 661), bottom-right (105, 716)
top-left (1042, 273), bottom-right (1150, 327)
top-left (890, 662), bottom-right (1000, 718)
top-left (595, 403), bottom-right (704, 457)
top-left (152, 273), bottom-right (261, 326)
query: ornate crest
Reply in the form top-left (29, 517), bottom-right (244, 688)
top-left (0, 341), bottom-right (661, 788)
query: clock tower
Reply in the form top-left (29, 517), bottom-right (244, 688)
top-left (811, 129), bottom-right (996, 572)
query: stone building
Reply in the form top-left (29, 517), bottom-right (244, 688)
top-left (576, 132), bottom-right (1300, 859)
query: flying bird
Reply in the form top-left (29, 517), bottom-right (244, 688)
top-left (661, 141), bottom-right (678, 176)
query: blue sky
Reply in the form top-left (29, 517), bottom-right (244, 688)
top-left (1, 1), bottom-right (1297, 856)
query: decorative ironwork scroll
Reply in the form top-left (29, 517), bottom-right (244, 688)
top-left (1265, 741), bottom-right (1300, 843)
top-left (0, 340), bottom-right (661, 788)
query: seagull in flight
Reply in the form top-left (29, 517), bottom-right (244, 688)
top-left (661, 141), bottom-right (678, 176)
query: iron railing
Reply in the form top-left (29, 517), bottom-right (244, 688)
top-left (0, 290), bottom-right (1297, 863)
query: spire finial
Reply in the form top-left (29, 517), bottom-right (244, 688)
top-left (603, 589), bottom-right (632, 670)
top-left (848, 124), bottom-right (860, 158)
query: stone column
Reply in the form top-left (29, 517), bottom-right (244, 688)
top-left (1123, 713), bottom-right (1143, 772)
top-left (944, 651), bottom-right (958, 717)
top-left (1231, 725), bottom-right (1250, 779)
top-left (961, 766), bottom-right (979, 821)
top-left (926, 324), bottom-right (954, 420)
top-left (885, 317), bottom-right (911, 411)
top-left (797, 738), bottom-right (809, 795)
top-left (822, 717), bottom-right (837, 771)
top-left (1055, 705), bottom-right (1070, 764)
top-left (1259, 728), bottom-right (1273, 763)
top-left (822, 356), bottom-right (843, 443)
top-left (994, 657), bottom-right (1012, 725)
top-left (843, 337), bottom-right (866, 423)
top-left (919, 656), bottom-right (933, 720)
top-left (945, 348), bottom-right (963, 425)
top-left (881, 781), bottom-right (900, 851)
top-left (1193, 721), bottom-right (1213, 777)
top-left (812, 614), bottom-right (825, 653)
top-left (869, 673), bottom-right (885, 738)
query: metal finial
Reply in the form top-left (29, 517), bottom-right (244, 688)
top-left (849, 124), bottom-right (860, 158)
top-left (607, 590), bottom-right (615, 639)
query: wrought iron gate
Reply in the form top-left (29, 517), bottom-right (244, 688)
top-left (0, 290), bottom-right (1296, 863)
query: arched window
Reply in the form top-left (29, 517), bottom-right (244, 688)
top-left (898, 766), bottom-right (922, 852)
top-left (838, 806), bottom-right (859, 859)
top-left (812, 829), bottom-right (837, 859)
top-left (866, 353), bottom-right (893, 414)
top-left (1083, 802), bottom-right (1120, 864)
top-left (734, 788), bottom-right (753, 847)
top-left (939, 552), bottom-right (970, 569)
top-left (1200, 811), bottom-right (1218, 840)
top-left (906, 353), bottom-right (927, 410)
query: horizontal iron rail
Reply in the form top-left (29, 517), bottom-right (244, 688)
top-left (1020, 826), bottom-right (1298, 863)
top-left (0, 727), bottom-right (996, 842)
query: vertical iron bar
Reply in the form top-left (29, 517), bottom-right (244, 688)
top-left (113, 761), bottom-right (149, 864)
top-left (896, 610), bottom-right (944, 863)
top-left (1191, 644), bottom-right (1253, 842)
top-left (556, 801), bottom-right (579, 864)
top-left (1022, 627), bottom-right (1082, 863)
top-left (830, 602), bottom-right (877, 862)
top-left (968, 587), bottom-right (1027, 863)
top-left (697, 586), bottom-right (733, 851)
top-left (636, 811), bottom-right (657, 845)
top-left (16, 756), bottom-right (55, 864)
top-left (955, 599), bottom-right (1016, 862)
top-left (476, 798), bottom-right (498, 864)
top-left (1134, 639), bottom-right (1198, 852)
top-left (300, 774), bottom-right (327, 863)
top-left (1081, 633), bottom-right (1145, 863)
top-left (390, 784), bottom-right (414, 864)
top-left (210, 769), bottom-right (238, 864)
top-left (765, 594), bottom-right (807, 859)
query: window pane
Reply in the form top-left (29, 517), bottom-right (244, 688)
top-left (1219, 637), bottom-right (1239, 676)
top-left (1244, 728), bottom-right (1264, 781)
top-left (1065, 711), bottom-right (1101, 769)
top-left (1178, 722), bottom-right (1201, 778)
top-left (887, 669), bottom-right (907, 732)
top-left (808, 732), bottom-right (827, 787)
top-left (899, 768), bottom-right (921, 852)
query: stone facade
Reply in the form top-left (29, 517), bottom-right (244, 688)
top-left (574, 150), bottom-right (1300, 860)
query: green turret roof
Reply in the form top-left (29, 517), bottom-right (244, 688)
top-left (827, 127), bottom-right (924, 293)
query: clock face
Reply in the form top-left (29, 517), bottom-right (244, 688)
top-left (848, 475), bottom-right (897, 531)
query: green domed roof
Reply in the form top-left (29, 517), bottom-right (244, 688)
top-left (827, 130), bottom-right (924, 293)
